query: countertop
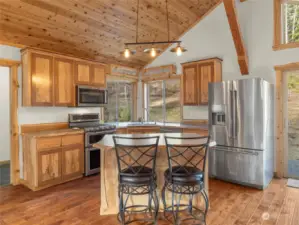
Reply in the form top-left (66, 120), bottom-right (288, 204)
top-left (93, 133), bottom-right (215, 150)
top-left (106, 122), bottom-right (209, 130)
top-left (22, 128), bottom-right (84, 138)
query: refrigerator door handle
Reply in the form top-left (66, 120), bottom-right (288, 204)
top-left (230, 90), bottom-right (234, 139)
top-left (233, 90), bottom-right (238, 138)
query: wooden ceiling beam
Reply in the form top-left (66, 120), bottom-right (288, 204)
top-left (223, 0), bottom-right (249, 75)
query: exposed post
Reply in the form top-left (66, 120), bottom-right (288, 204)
top-left (223, 0), bottom-right (249, 75)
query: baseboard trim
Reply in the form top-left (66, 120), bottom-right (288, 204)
top-left (0, 160), bottom-right (10, 166)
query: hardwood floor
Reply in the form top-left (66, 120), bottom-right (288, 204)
top-left (0, 175), bottom-right (298, 225)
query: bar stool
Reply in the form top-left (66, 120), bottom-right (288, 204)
top-left (113, 135), bottom-right (160, 225)
top-left (162, 135), bottom-right (210, 225)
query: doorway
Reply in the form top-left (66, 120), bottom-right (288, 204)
top-left (285, 70), bottom-right (299, 179)
top-left (0, 66), bottom-right (11, 186)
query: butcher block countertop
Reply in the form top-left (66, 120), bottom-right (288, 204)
top-left (22, 128), bottom-right (84, 138)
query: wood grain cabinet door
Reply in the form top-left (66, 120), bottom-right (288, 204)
top-left (54, 58), bottom-right (75, 106)
top-left (182, 64), bottom-right (198, 105)
top-left (61, 144), bottom-right (84, 181)
top-left (198, 63), bottom-right (214, 105)
top-left (91, 64), bottom-right (106, 87)
top-left (75, 62), bottom-right (91, 85)
top-left (31, 53), bottom-right (54, 106)
top-left (37, 148), bottom-right (62, 187)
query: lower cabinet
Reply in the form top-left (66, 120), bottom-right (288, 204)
top-left (22, 132), bottom-right (84, 191)
top-left (37, 148), bottom-right (62, 187)
top-left (62, 144), bottom-right (84, 181)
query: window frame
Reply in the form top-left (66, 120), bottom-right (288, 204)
top-left (143, 77), bottom-right (181, 123)
top-left (105, 80), bottom-right (136, 122)
top-left (273, 0), bottom-right (299, 50)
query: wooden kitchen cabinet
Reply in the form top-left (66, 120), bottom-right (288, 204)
top-left (54, 57), bottom-right (75, 106)
top-left (61, 144), bottom-right (84, 181)
top-left (182, 64), bottom-right (198, 105)
top-left (75, 62), bottom-right (91, 85)
top-left (21, 48), bottom-right (107, 107)
top-left (182, 58), bottom-right (222, 105)
top-left (91, 64), bottom-right (106, 87)
top-left (30, 53), bottom-right (54, 106)
top-left (22, 131), bottom-right (84, 191)
top-left (37, 148), bottom-right (62, 187)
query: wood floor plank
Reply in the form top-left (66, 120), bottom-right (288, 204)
top-left (275, 187), bottom-right (297, 225)
top-left (1, 176), bottom-right (299, 225)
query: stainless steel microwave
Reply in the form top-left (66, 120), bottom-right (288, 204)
top-left (76, 85), bottom-right (108, 107)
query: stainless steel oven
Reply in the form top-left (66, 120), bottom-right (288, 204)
top-left (85, 147), bottom-right (101, 176)
top-left (77, 85), bottom-right (108, 107)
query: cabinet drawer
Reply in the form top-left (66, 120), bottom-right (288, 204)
top-left (62, 134), bottom-right (84, 146)
top-left (37, 137), bottom-right (62, 150)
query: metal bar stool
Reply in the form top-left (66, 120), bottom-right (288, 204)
top-left (113, 135), bottom-right (160, 225)
top-left (162, 135), bottom-right (210, 225)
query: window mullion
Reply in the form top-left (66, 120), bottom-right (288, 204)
top-left (162, 80), bottom-right (166, 123)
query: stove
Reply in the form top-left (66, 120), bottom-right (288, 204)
top-left (68, 113), bottom-right (116, 176)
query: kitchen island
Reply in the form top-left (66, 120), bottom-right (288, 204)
top-left (94, 133), bottom-right (215, 215)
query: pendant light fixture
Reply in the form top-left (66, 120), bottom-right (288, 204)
top-left (120, 46), bottom-right (136, 58)
top-left (121, 0), bottom-right (187, 58)
top-left (170, 43), bottom-right (187, 56)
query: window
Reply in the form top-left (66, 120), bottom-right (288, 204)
top-left (283, 1), bottom-right (299, 44)
top-left (104, 81), bottom-right (133, 122)
top-left (144, 79), bottom-right (180, 122)
top-left (274, 0), bottom-right (299, 50)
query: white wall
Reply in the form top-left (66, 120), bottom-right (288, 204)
top-left (146, 0), bottom-right (299, 120)
top-left (0, 67), bottom-right (10, 161)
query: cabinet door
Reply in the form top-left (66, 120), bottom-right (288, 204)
top-left (31, 53), bottom-right (54, 106)
top-left (198, 63), bottom-right (214, 105)
top-left (75, 62), bottom-right (91, 85)
top-left (37, 148), bottom-right (62, 187)
top-left (61, 144), bottom-right (84, 181)
top-left (183, 64), bottom-right (198, 105)
top-left (54, 58), bottom-right (75, 106)
top-left (91, 64), bottom-right (106, 87)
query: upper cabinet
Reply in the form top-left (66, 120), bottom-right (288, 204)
top-left (91, 64), bottom-right (106, 87)
top-left (75, 62), bottom-right (91, 85)
top-left (54, 57), bottom-right (75, 106)
top-left (182, 58), bottom-right (222, 106)
top-left (182, 64), bottom-right (198, 105)
top-left (30, 53), bottom-right (54, 106)
top-left (22, 48), bottom-right (107, 107)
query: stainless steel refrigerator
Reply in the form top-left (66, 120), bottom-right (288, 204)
top-left (208, 78), bottom-right (274, 189)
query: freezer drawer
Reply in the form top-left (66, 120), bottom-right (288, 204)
top-left (209, 146), bottom-right (264, 188)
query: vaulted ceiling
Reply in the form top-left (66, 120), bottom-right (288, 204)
top-left (0, 0), bottom-right (220, 68)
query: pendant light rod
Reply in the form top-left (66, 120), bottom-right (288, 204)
top-left (166, 0), bottom-right (170, 42)
top-left (125, 40), bottom-right (181, 45)
top-left (136, 0), bottom-right (140, 43)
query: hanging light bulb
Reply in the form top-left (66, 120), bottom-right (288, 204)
top-left (150, 48), bottom-right (157, 57)
top-left (176, 45), bottom-right (182, 56)
top-left (120, 47), bottom-right (136, 58)
top-left (124, 48), bottom-right (130, 58)
top-left (170, 43), bottom-right (187, 56)
top-left (144, 47), bottom-right (161, 57)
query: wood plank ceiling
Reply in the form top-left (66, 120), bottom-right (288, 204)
top-left (0, 0), bottom-right (220, 68)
